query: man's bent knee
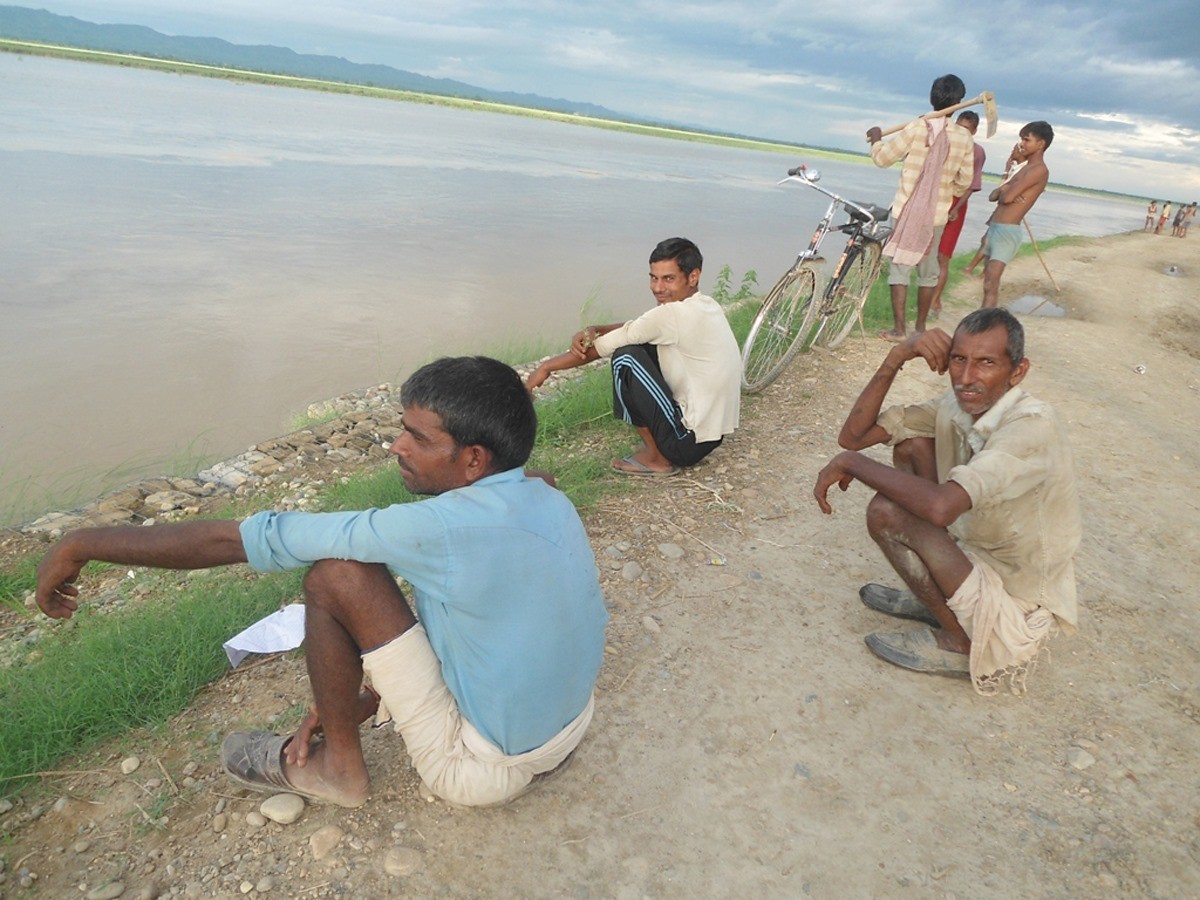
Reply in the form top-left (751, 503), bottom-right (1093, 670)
top-left (866, 492), bottom-right (908, 539)
top-left (892, 437), bottom-right (936, 480)
top-left (303, 560), bottom-right (416, 642)
top-left (303, 559), bottom-right (392, 607)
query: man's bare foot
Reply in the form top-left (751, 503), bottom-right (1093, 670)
top-left (222, 731), bottom-right (369, 808)
top-left (932, 628), bottom-right (970, 655)
top-left (284, 739), bottom-right (370, 808)
top-left (879, 329), bottom-right (906, 343)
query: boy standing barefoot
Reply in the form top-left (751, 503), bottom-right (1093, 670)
top-left (982, 122), bottom-right (1052, 308)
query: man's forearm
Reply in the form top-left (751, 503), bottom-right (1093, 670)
top-left (838, 350), bottom-right (906, 449)
top-left (59, 520), bottom-right (248, 570)
top-left (838, 331), bottom-right (951, 449)
top-left (835, 451), bottom-right (970, 527)
top-left (37, 520), bottom-right (248, 618)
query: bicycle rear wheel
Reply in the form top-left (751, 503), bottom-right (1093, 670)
top-left (740, 262), bottom-right (819, 393)
top-left (819, 241), bottom-right (883, 350)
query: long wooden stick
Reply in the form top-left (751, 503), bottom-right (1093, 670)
top-left (1023, 219), bottom-right (1060, 293)
top-left (877, 91), bottom-right (997, 139)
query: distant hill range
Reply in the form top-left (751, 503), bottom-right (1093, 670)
top-left (0, 5), bottom-right (633, 121)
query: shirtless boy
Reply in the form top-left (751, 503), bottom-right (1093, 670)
top-left (982, 121), bottom-right (1053, 308)
top-left (963, 142), bottom-right (1027, 277)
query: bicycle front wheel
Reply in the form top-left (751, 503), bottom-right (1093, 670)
top-left (820, 241), bottom-right (883, 350)
top-left (740, 263), bottom-right (819, 393)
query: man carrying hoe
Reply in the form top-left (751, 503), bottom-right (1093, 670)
top-left (867, 74), bottom-right (976, 341)
top-left (36, 356), bottom-right (608, 808)
top-left (526, 237), bottom-right (740, 476)
top-left (813, 308), bottom-right (1080, 692)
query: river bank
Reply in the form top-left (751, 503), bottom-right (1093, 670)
top-left (2, 231), bottom-right (1198, 897)
top-left (1, 361), bottom-right (556, 543)
top-left (1, 51), bottom-right (1147, 530)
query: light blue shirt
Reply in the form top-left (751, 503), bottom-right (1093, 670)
top-left (239, 468), bottom-right (607, 755)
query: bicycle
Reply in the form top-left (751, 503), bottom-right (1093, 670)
top-left (740, 165), bottom-right (892, 393)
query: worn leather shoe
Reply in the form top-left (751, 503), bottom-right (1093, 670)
top-left (864, 627), bottom-right (970, 678)
top-left (859, 583), bottom-right (939, 627)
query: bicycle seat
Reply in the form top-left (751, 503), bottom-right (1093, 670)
top-left (847, 203), bottom-right (891, 224)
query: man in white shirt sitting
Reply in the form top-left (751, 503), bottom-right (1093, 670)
top-left (526, 237), bottom-right (741, 476)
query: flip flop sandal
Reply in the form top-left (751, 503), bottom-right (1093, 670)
top-left (611, 456), bottom-right (680, 477)
top-left (220, 731), bottom-right (366, 808)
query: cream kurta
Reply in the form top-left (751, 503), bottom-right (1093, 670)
top-left (878, 387), bottom-right (1081, 631)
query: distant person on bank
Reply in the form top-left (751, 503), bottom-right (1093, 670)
top-left (36, 356), bottom-right (607, 809)
top-left (525, 237), bottom-right (741, 477)
top-left (1156, 201), bottom-right (1172, 234)
top-left (813, 308), bottom-right (1081, 693)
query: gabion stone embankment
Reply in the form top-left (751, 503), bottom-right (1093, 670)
top-left (19, 387), bottom-right (406, 540)
top-left (14, 360), bottom-right (570, 541)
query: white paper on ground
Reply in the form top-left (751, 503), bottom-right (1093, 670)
top-left (223, 603), bottom-right (306, 668)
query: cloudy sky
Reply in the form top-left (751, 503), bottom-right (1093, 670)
top-left (26, 1), bottom-right (1200, 199)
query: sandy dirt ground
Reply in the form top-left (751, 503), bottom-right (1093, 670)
top-left (2, 231), bottom-right (1198, 898)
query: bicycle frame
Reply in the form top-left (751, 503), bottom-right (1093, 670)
top-left (740, 164), bottom-right (893, 392)
top-left (779, 166), bottom-right (888, 280)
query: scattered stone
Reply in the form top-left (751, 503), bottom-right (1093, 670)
top-left (240, 880), bottom-right (254, 894)
top-left (86, 882), bottom-right (126, 900)
top-left (73, 839), bottom-right (92, 854)
top-left (310, 824), bottom-right (345, 860)
top-left (1067, 747), bottom-right (1096, 770)
top-left (246, 810), bottom-right (268, 828)
top-left (384, 846), bottom-right (423, 877)
top-left (120, 756), bottom-right (141, 775)
top-left (181, 761), bottom-right (199, 777)
top-left (0, 799), bottom-right (11, 814)
top-left (13, 392), bottom-right (408, 535)
top-left (144, 490), bottom-right (196, 512)
top-left (621, 561), bottom-right (644, 582)
top-left (657, 542), bottom-right (685, 560)
top-left (53, 795), bottom-right (69, 813)
top-left (256, 875), bottom-right (276, 893)
top-left (642, 616), bottom-right (662, 634)
top-left (260, 793), bottom-right (306, 825)
top-left (212, 812), bottom-right (228, 833)
top-left (604, 545), bottom-right (626, 559)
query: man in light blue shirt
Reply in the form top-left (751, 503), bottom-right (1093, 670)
top-left (37, 357), bottom-right (607, 808)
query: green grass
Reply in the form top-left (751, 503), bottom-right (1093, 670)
top-left (0, 279), bottom-right (756, 796)
top-left (0, 557), bottom-right (38, 614)
top-left (0, 568), bottom-right (302, 794)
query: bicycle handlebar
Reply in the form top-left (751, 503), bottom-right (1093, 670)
top-left (779, 165), bottom-right (881, 224)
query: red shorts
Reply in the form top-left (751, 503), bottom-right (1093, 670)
top-left (939, 196), bottom-right (970, 258)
